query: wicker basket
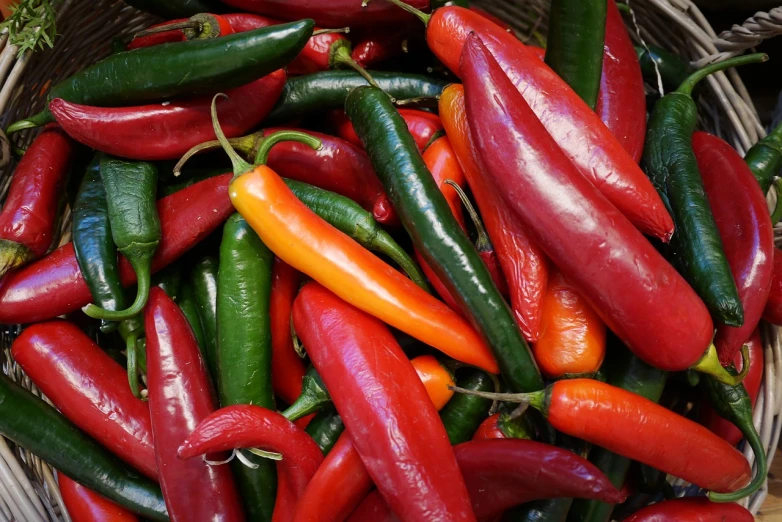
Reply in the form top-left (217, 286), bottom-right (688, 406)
top-left (0, 0), bottom-right (780, 520)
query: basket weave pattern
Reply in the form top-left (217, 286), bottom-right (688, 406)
top-left (0, 0), bottom-right (779, 519)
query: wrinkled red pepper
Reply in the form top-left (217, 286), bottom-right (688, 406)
top-left (0, 125), bottom-right (74, 277)
top-left (145, 288), bottom-right (243, 522)
top-left (623, 497), bottom-right (753, 522)
top-left (13, 321), bottom-right (157, 480)
top-left (270, 257), bottom-right (307, 405)
top-left (763, 249), bottom-right (782, 325)
top-left (292, 282), bottom-right (475, 521)
top-left (334, 108), bottom-right (444, 152)
top-left (694, 131), bottom-right (774, 365)
top-left (59, 474), bottom-right (139, 522)
top-left (0, 174), bottom-right (234, 324)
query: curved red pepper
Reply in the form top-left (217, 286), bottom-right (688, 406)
top-left (351, 27), bottom-right (413, 68)
top-left (595, 0), bottom-right (646, 163)
top-left (347, 491), bottom-right (397, 522)
top-left (334, 108), bottom-right (444, 152)
top-left (694, 131), bottom-right (774, 364)
top-left (623, 497), bottom-right (753, 522)
top-left (462, 34), bottom-right (713, 371)
top-left (428, 6), bottom-right (674, 240)
top-left (177, 404), bottom-right (324, 522)
top-left (128, 19), bottom-right (188, 50)
top-left (0, 174), bottom-right (234, 324)
top-left (0, 125), bottom-right (74, 277)
top-left (473, 413), bottom-right (505, 440)
top-left (292, 282), bottom-right (475, 522)
top-left (701, 328), bottom-right (764, 446)
top-left (50, 70), bottom-right (285, 161)
top-left (288, 30), bottom-right (351, 75)
top-left (59, 474), bottom-right (139, 522)
top-left (12, 321), bottom-right (157, 480)
top-left (270, 257), bottom-right (306, 405)
top-left (763, 249), bottom-right (782, 325)
top-left (145, 288), bottom-right (243, 522)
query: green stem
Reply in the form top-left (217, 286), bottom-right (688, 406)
top-left (677, 53), bottom-right (767, 96)
top-left (173, 134), bottom-right (258, 176)
top-left (126, 332), bottom-right (145, 401)
top-left (444, 179), bottom-right (492, 252)
top-left (369, 0), bottom-right (431, 24)
top-left (5, 119), bottom-right (38, 136)
top-left (709, 417), bottom-right (767, 502)
top-left (370, 231), bottom-right (431, 292)
top-left (330, 43), bottom-right (383, 91)
top-left (210, 94), bottom-right (253, 177)
top-left (313, 27), bottom-right (350, 36)
top-left (447, 385), bottom-right (546, 412)
top-left (83, 255), bottom-right (153, 321)
top-left (691, 344), bottom-right (750, 385)
top-left (281, 368), bottom-right (331, 421)
top-left (134, 20), bottom-right (201, 39)
top-left (772, 178), bottom-right (782, 226)
top-left (254, 131), bottom-right (322, 166)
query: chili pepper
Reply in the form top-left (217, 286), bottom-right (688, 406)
top-left (440, 369), bottom-right (494, 445)
top-left (0, 125), bottom-right (73, 276)
top-left (12, 321), bottom-right (158, 479)
top-left (351, 26), bottom-right (414, 68)
top-left (291, 281), bottom-right (475, 521)
top-left (82, 158), bottom-right (160, 322)
top-left (763, 249), bottom-right (782, 325)
top-left (50, 71), bottom-right (286, 161)
top-left (440, 84), bottom-right (548, 342)
top-left (178, 279), bottom-right (206, 352)
top-left (432, 0), bottom-right (468, 7)
top-left (472, 411), bottom-right (532, 441)
top-left (132, 13), bottom-right (234, 45)
top-left (152, 263), bottom-right (182, 301)
top-left (694, 131), bottom-right (774, 363)
top-left (0, 374), bottom-right (166, 519)
top-left (346, 86), bottom-right (540, 392)
top-left (533, 270), bottom-right (606, 378)
top-left (270, 257), bottom-right (307, 405)
top-left (387, 1), bottom-right (674, 240)
top-left (596, 0), bottom-right (646, 163)
top-left (281, 366), bottom-right (331, 421)
top-left (644, 57), bottom-right (767, 327)
top-left (124, 0), bottom-right (225, 18)
top-left (214, 115), bottom-right (498, 372)
top-left (635, 45), bottom-right (692, 93)
top-left (177, 404), bottom-right (324, 522)
top-left (6, 21), bottom-right (315, 134)
top-left (127, 19), bottom-right (189, 50)
top-left (305, 408), bottom-right (344, 454)
top-left (745, 120), bottom-right (782, 194)
top-left (544, 0), bottom-right (606, 108)
top-left (189, 255), bottom-right (219, 383)
top-left (145, 287), bottom-right (243, 521)
top-left (335, 108), bottom-right (444, 152)
top-left (473, 413), bottom-right (506, 440)
top-left (216, 213), bottom-right (276, 521)
top-left (59, 474), bottom-right (140, 522)
top-left (462, 33), bottom-right (738, 382)
top-left (622, 498), bottom-right (753, 522)
top-left (265, 70), bottom-right (448, 125)
top-left (347, 491), bottom-right (396, 522)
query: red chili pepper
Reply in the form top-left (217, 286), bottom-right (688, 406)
top-left (763, 249), bottom-right (782, 325)
top-left (351, 27), bottom-right (413, 68)
top-left (291, 282), bottom-right (475, 521)
top-left (59, 474), bottom-right (139, 522)
top-left (127, 19), bottom-right (189, 50)
top-left (473, 413), bottom-right (505, 440)
top-left (0, 125), bottom-right (74, 277)
top-left (694, 131), bottom-right (774, 365)
top-left (270, 257), bottom-right (307, 405)
top-left (414, 4), bottom-right (674, 240)
top-left (129, 14), bottom-right (235, 49)
top-left (347, 491), bottom-right (397, 522)
top-left (701, 328), bottom-right (764, 446)
top-left (50, 70), bottom-right (286, 161)
top-left (334, 108), bottom-right (444, 152)
top-left (0, 174), bottom-right (234, 324)
top-left (462, 33), bottom-right (714, 372)
top-left (595, 0), bottom-right (646, 163)
top-left (176, 404), bottom-right (324, 521)
top-left (622, 497), bottom-right (753, 522)
top-left (145, 287), bottom-right (243, 522)
top-left (12, 321), bottom-right (157, 480)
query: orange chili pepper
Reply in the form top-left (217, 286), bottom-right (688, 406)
top-left (411, 354), bottom-right (456, 409)
top-left (533, 270), bottom-right (606, 378)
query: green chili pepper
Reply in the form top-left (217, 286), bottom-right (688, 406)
top-left (178, 282), bottom-right (206, 352)
top-left (266, 70), bottom-right (448, 124)
top-left (73, 154), bottom-right (125, 333)
top-left (745, 121), bottom-right (782, 194)
top-left (83, 158), bottom-right (160, 322)
top-left (305, 408), bottom-right (345, 455)
top-left (635, 45), bottom-right (692, 93)
top-left (152, 263), bottom-right (181, 302)
top-left (217, 213), bottom-right (276, 521)
top-left (431, 0), bottom-right (469, 7)
top-left (439, 369), bottom-right (494, 445)
top-left (643, 54), bottom-right (768, 326)
top-left (124, 0), bottom-right (226, 18)
top-left (346, 86), bottom-right (543, 393)
top-left (7, 21), bottom-right (315, 134)
top-left (190, 255), bottom-right (219, 384)
top-left (544, 0), bottom-right (607, 108)
top-left (0, 375), bottom-right (167, 520)
top-left (505, 499), bottom-right (572, 522)
top-left (281, 366), bottom-right (331, 422)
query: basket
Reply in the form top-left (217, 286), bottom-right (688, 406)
top-left (0, 0), bottom-right (780, 520)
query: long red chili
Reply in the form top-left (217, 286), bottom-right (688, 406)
top-left (270, 257), bottom-right (307, 405)
top-left (291, 282), bottom-right (475, 522)
top-left (12, 321), bottom-right (157, 480)
top-left (59, 474), bottom-right (139, 522)
top-left (128, 13), bottom-right (234, 49)
top-left (0, 125), bottom-right (74, 277)
top-left (177, 404), bottom-right (324, 522)
top-left (623, 497), bottom-right (753, 522)
top-left (49, 70), bottom-right (286, 161)
top-left (694, 131), bottom-right (774, 365)
top-left (347, 491), bottom-right (396, 522)
top-left (145, 287), bottom-right (243, 522)
top-left (462, 33), bottom-right (714, 373)
top-left (595, 0), bottom-right (646, 162)
top-left (335, 108), bottom-right (444, 152)
top-left (763, 249), bottom-right (782, 325)
top-left (0, 174), bottom-right (233, 324)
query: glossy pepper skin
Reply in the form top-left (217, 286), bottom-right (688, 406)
top-left (345, 86), bottom-right (539, 392)
top-left (694, 131), bottom-right (773, 364)
top-left (763, 249), bottom-right (782, 325)
top-left (305, 408), bottom-right (344, 454)
top-left (124, 0), bottom-right (225, 18)
top-left (189, 255), bottom-right (219, 382)
top-left (462, 34), bottom-right (713, 372)
top-left (292, 282), bottom-right (476, 522)
top-left (596, 0), bottom-right (646, 162)
top-left (440, 85), bottom-right (548, 342)
top-left (351, 27), bottom-right (413, 68)
top-left (0, 125), bottom-right (73, 277)
top-left (636, 45), bottom-right (692, 93)
top-left (0, 174), bottom-right (234, 324)
top-left (335, 108), bottom-right (444, 152)
top-left (270, 258), bottom-right (307, 405)
top-left (145, 287), bottom-right (243, 522)
top-left (745, 121), bottom-right (782, 193)
top-left (622, 498), bottom-right (753, 522)
top-left (12, 322), bottom-right (157, 480)
top-left (0, 375), bottom-right (167, 520)
top-left (440, 369), bottom-right (494, 445)
top-left (59, 474), bottom-right (140, 522)
top-left (50, 70), bottom-right (286, 161)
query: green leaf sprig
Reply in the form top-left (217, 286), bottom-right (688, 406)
top-left (0, 0), bottom-right (57, 57)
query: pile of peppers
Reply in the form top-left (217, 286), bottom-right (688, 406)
top-left (0, 0), bottom-right (779, 520)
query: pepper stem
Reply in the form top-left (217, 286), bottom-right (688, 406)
top-left (447, 385), bottom-right (546, 412)
top-left (126, 332), bottom-right (146, 401)
top-left (5, 119), bottom-right (38, 136)
top-left (173, 134), bottom-right (259, 176)
top-left (676, 53), bottom-right (768, 96)
top-left (330, 42), bottom-right (384, 91)
top-left (254, 131), bottom-right (322, 166)
top-left (365, 0), bottom-right (431, 25)
top-left (691, 344), bottom-right (750, 385)
top-left (444, 179), bottom-right (492, 252)
top-left (709, 415), bottom-right (768, 502)
top-left (210, 94), bottom-right (253, 177)
top-left (83, 251), bottom-right (155, 321)
top-left (0, 239), bottom-right (33, 278)
top-left (371, 230), bottom-right (432, 292)
top-left (134, 20), bottom-right (201, 39)
top-left (281, 369), bottom-right (331, 422)
top-left (313, 27), bottom-right (350, 36)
